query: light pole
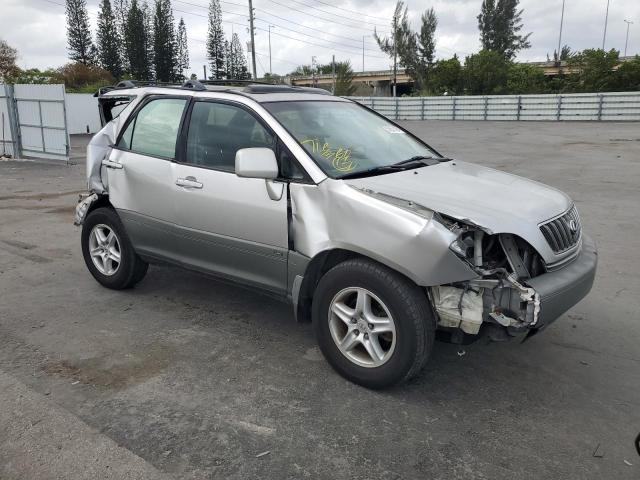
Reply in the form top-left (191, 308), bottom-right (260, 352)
top-left (557, 0), bottom-right (566, 62)
top-left (602, 0), bottom-right (611, 50)
top-left (624, 19), bottom-right (633, 57)
top-left (268, 25), bottom-right (274, 74)
top-left (248, 0), bottom-right (257, 80)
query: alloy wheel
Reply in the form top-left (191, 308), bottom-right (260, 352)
top-left (88, 224), bottom-right (121, 276)
top-left (328, 287), bottom-right (397, 368)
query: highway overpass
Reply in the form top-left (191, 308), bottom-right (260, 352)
top-left (289, 57), bottom-right (638, 96)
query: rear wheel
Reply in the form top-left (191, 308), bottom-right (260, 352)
top-left (81, 207), bottom-right (148, 289)
top-left (312, 258), bottom-right (435, 389)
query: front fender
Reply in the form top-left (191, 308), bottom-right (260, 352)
top-left (290, 181), bottom-right (477, 286)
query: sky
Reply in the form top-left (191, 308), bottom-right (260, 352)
top-left (2, 0), bottom-right (639, 77)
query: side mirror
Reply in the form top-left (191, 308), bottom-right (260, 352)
top-left (235, 148), bottom-right (278, 179)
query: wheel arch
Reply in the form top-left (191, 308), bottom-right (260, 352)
top-left (295, 247), bottom-right (427, 323)
top-left (87, 194), bottom-right (115, 215)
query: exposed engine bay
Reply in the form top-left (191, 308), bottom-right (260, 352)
top-left (431, 214), bottom-right (546, 341)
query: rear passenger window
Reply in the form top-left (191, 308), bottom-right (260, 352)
top-left (185, 101), bottom-right (274, 172)
top-left (118, 98), bottom-right (186, 159)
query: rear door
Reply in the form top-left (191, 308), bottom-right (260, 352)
top-left (172, 99), bottom-right (289, 293)
top-left (106, 96), bottom-right (188, 259)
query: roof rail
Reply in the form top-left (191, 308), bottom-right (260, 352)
top-left (197, 79), bottom-right (272, 86)
top-left (181, 79), bottom-right (206, 91)
top-left (242, 84), bottom-right (332, 95)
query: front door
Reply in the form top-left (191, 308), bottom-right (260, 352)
top-left (172, 100), bottom-right (289, 293)
top-left (106, 96), bottom-right (188, 259)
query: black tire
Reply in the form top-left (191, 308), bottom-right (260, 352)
top-left (81, 207), bottom-right (148, 290)
top-left (312, 258), bottom-right (435, 389)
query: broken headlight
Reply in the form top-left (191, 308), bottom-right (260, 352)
top-left (435, 213), bottom-right (486, 267)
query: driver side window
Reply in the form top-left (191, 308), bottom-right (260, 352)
top-left (185, 101), bottom-right (275, 172)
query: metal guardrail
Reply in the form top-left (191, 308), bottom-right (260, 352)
top-left (348, 92), bottom-right (640, 121)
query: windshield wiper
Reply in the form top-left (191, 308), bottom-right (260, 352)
top-left (392, 155), bottom-right (453, 166)
top-left (339, 155), bottom-right (450, 180)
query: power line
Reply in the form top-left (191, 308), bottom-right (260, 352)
top-left (177, 0), bottom-right (381, 48)
top-left (173, 6), bottom-right (386, 58)
top-left (253, 17), bottom-right (381, 53)
top-left (253, 10), bottom-right (380, 49)
top-left (262, 0), bottom-right (391, 34)
top-left (304, 0), bottom-right (390, 22)
top-left (262, 0), bottom-right (390, 30)
top-left (259, 25), bottom-right (386, 58)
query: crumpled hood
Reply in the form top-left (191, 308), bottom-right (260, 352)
top-left (344, 160), bottom-right (572, 234)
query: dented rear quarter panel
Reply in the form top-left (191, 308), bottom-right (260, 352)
top-left (290, 180), bottom-right (478, 286)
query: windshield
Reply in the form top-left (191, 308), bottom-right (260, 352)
top-left (263, 101), bottom-right (438, 178)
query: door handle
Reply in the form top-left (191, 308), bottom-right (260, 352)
top-left (102, 159), bottom-right (123, 169)
top-left (175, 176), bottom-right (203, 189)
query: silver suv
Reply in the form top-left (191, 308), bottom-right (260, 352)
top-left (76, 80), bottom-right (597, 388)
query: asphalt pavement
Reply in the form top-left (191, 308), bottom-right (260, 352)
top-left (0, 121), bottom-right (639, 479)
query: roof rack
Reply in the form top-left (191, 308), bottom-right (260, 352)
top-left (242, 84), bottom-right (332, 95)
top-left (95, 79), bottom-right (334, 97)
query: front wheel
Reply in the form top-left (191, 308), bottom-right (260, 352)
top-left (81, 207), bottom-right (148, 290)
top-left (312, 258), bottom-right (435, 389)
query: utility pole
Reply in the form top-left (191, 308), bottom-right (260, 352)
top-left (332, 54), bottom-right (336, 94)
top-left (268, 25), bottom-right (274, 74)
top-left (557, 0), bottom-right (566, 63)
top-left (248, 0), bottom-right (257, 80)
top-left (624, 19), bottom-right (634, 57)
top-left (312, 56), bottom-right (317, 88)
top-left (203, 65), bottom-right (207, 80)
top-left (362, 35), bottom-right (365, 72)
top-left (392, 39), bottom-right (397, 97)
top-left (602, 0), bottom-right (611, 50)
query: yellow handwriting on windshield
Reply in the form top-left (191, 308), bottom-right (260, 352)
top-left (302, 138), bottom-right (358, 172)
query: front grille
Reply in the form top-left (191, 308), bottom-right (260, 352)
top-left (540, 206), bottom-right (582, 254)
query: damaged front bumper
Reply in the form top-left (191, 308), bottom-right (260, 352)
top-left (526, 234), bottom-right (597, 330)
top-left (74, 193), bottom-right (99, 226)
top-left (432, 234), bottom-right (597, 336)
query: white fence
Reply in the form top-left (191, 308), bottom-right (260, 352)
top-left (0, 85), bottom-right (101, 161)
top-left (349, 92), bottom-right (640, 121)
top-left (66, 93), bottom-right (101, 134)
top-left (0, 84), bottom-right (71, 160)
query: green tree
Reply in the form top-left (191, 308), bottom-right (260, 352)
top-left (464, 50), bottom-right (509, 94)
top-left (430, 56), bottom-right (463, 95)
top-left (419, 8), bottom-right (437, 67)
top-left (97, 0), bottom-right (123, 78)
top-left (7, 68), bottom-right (58, 84)
top-left (226, 33), bottom-right (248, 79)
top-left (65, 0), bottom-right (95, 64)
top-left (376, 3), bottom-right (438, 92)
top-left (141, 1), bottom-right (155, 78)
top-left (176, 17), bottom-right (189, 81)
top-left (334, 61), bottom-right (356, 96)
top-left (548, 44), bottom-right (574, 63)
top-left (374, 1), bottom-right (405, 94)
top-left (153, 0), bottom-right (177, 82)
top-left (478, 0), bottom-right (531, 60)
top-left (567, 49), bottom-right (619, 92)
top-left (0, 39), bottom-right (19, 81)
top-left (113, 0), bottom-right (130, 73)
top-left (290, 65), bottom-right (314, 76)
top-left (206, 0), bottom-right (225, 79)
top-left (52, 62), bottom-right (115, 92)
top-left (506, 63), bottom-right (546, 94)
top-left (125, 0), bottom-right (151, 80)
top-left (614, 56), bottom-right (640, 91)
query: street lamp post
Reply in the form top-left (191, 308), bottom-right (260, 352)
top-left (557, 0), bottom-right (566, 62)
top-left (624, 19), bottom-right (633, 57)
top-left (602, 0), bottom-right (611, 50)
top-left (268, 25), bottom-right (274, 75)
